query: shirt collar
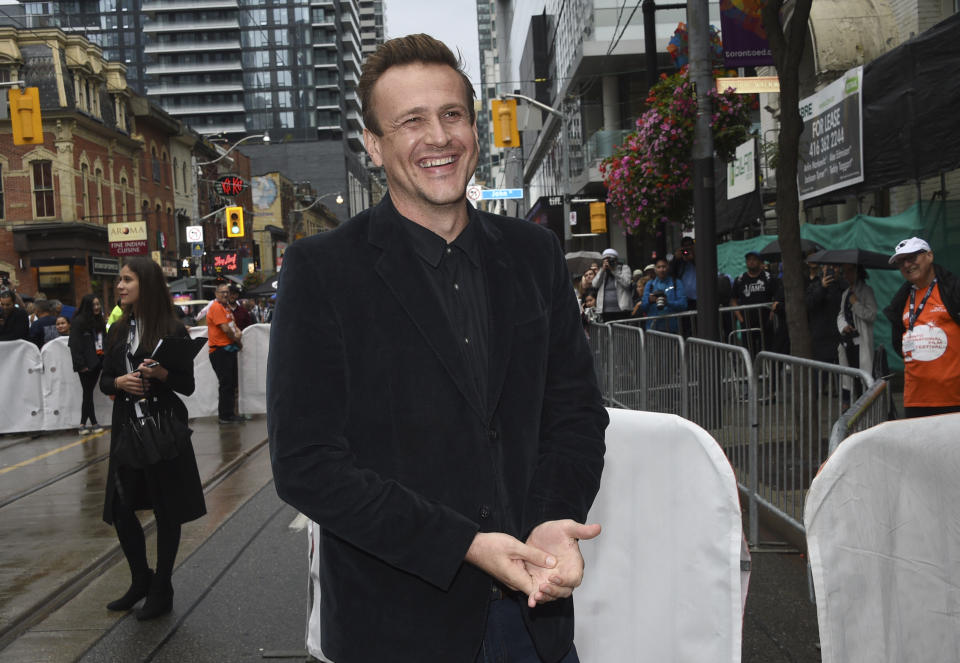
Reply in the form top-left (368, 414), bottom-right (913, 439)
top-left (396, 201), bottom-right (482, 269)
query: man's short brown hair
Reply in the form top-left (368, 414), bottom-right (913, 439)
top-left (358, 33), bottom-right (476, 136)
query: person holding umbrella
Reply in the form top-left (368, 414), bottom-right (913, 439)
top-left (837, 263), bottom-right (877, 405)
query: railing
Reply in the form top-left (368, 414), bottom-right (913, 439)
top-left (588, 318), bottom-right (890, 545)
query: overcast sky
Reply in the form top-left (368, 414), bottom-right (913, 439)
top-left (384, 1), bottom-right (482, 97)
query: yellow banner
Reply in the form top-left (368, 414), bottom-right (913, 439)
top-left (715, 76), bottom-right (780, 94)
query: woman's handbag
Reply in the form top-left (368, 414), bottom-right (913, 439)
top-left (115, 399), bottom-right (192, 469)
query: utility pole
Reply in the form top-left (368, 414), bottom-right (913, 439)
top-left (687, 0), bottom-right (719, 341)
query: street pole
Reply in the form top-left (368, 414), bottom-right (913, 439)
top-left (502, 92), bottom-right (570, 245)
top-left (688, 0), bottom-right (719, 341)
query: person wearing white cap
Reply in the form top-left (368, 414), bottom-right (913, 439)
top-left (591, 248), bottom-right (633, 321)
top-left (882, 237), bottom-right (960, 418)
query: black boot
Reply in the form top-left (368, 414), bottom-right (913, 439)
top-left (106, 569), bottom-right (154, 611)
top-left (136, 575), bottom-right (173, 621)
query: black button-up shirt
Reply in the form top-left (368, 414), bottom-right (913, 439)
top-left (400, 212), bottom-right (490, 412)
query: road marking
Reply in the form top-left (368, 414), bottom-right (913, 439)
top-left (0, 432), bottom-right (105, 475)
top-left (289, 513), bottom-right (309, 531)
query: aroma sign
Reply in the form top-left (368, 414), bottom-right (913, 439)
top-left (108, 221), bottom-right (148, 256)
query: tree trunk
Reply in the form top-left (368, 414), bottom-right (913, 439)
top-left (762, 0), bottom-right (815, 359)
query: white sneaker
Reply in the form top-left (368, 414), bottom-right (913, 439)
top-left (91, 425), bottom-right (104, 434)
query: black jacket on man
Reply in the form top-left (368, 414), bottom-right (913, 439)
top-left (0, 306), bottom-right (29, 341)
top-left (267, 195), bottom-right (608, 663)
top-left (883, 263), bottom-right (960, 357)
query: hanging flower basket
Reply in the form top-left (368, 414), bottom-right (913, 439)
top-left (599, 66), bottom-right (753, 235)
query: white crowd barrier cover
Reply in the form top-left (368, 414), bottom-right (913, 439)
top-left (805, 413), bottom-right (960, 663)
top-left (306, 408), bottom-right (748, 663)
top-left (0, 324), bottom-right (271, 434)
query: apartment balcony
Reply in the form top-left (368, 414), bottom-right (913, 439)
top-left (162, 102), bottom-right (245, 115)
top-left (145, 40), bottom-right (241, 54)
top-left (142, 0), bottom-right (238, 12)
top-left (146, 61), bottom-right (241, 75)
top-left (144, 19), bottom-right (239, 32)
top-left (147, 82), bottom-right (244, 95)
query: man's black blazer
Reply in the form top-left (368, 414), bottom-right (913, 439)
top-left (267, 195), bottom-right (607, 663)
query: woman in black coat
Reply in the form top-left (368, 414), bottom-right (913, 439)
top-left (99, 257), bottom-right (206, 620)
top-left (69, 293), bottom-right (107, 434)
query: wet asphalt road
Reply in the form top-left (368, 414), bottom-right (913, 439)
top-left (0, 417), bottom-right (820, 662)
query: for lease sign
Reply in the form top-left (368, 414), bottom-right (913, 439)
top-left (797, 66), bottom-right (864, 201)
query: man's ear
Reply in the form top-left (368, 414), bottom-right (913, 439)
top-left (364, 128), bottom-right (383, 167)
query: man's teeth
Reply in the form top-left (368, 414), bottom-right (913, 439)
top-left (421, 156), bottom-right (455, 167)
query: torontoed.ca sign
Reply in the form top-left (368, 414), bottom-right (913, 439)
top-left (108, 221), bottom-right (148, 256)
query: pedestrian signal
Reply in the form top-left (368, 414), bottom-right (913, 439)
top-left (9, 87), bottom-right (44, 146)
top-left (491, 99), bottom-right (519, 148)
top-left (225, 206), bottom-right (245, 237)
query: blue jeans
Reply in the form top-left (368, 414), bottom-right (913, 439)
top-left (475, 598), bottom-right (580, 663)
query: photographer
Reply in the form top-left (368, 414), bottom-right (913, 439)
top-left (591, 248), bottom-right (633, 321)
top-left (805, 262), bottom-right (845, 364)
top-left (638, 257), bottom-right (687, 331)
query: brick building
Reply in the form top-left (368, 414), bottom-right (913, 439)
top-left (0, 27), bottom-right (198, 307)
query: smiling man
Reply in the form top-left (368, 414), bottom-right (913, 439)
top-left (883, 237), bottom-right (960, 418)
top-left (267, 34), bottom-right (607, 663)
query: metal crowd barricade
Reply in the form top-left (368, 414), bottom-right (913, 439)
top-left (685, 338), bottom-right (759, 545)
top-left (827, 378), bottom-right (892, 455)
top-left (579, 314), bottom-right (894, 546)
top-left (608, 324), bottom-right (645, 410)
top-left (643, 329), bottom-right (687, 417)
top-left (752, 352), bottom-right (874, 535)
top-left (586, 322), bottom-right (612, 402)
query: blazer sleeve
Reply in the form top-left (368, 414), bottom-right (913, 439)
top-left (521, 232), bottom-right (607, 535)
top-left (267, 241), bottom-right (479, 591)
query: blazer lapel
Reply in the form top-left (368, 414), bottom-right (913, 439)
top-left (370, 202), bottom-right (486, 422)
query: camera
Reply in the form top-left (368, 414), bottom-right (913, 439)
top-left (681, 249), bottom-right (691, 257)
top-left (653, 291), bottom-right (667, 310)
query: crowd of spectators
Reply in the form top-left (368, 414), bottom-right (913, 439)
top-left (574, 238), bottom-right (880, 377)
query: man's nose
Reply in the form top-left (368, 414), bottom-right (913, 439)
top-left (424, 117), bottom-right (451, 146)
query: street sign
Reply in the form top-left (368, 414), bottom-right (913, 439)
top-left (190, 242), bottom-right (204, 258)
top-left (466, 185), bottom-right (482, 202)
top-left (715, 76), bottom-right (780, 94)
top-left (480, 188), bottom-right (524, 200)
top-left (216, 175), bottom-right (248, 196)
top-left (89, 256), bottom-right (120, 276)
top-left (186, 225), bottom-right (203, 243)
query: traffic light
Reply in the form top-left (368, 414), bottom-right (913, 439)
top-left (589, 202), bottom-right (607, 234)
top-left (9, 87), bottom-right (44, 146)
top-left (491, 99), bottom-right (519, 148)
top-left (225, 206), bottom-right (244, 237)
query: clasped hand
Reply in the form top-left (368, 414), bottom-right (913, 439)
top-left (466, 520), bottom-right (601, 609)
top-left (116, 360), bottom-right (168, 396)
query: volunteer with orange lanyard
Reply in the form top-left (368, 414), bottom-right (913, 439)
top-left (883, 237), bottom-right (960, 418)
top-left (207, 283), bottom-right (244, 424)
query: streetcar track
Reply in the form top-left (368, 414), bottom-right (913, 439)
top-left (0, 452), bottom-right (110, 510)
top-left (0, 437), bottom-right (271, 652)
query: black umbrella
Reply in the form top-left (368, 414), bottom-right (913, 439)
top-left (246, 275), bottom-right (279, 296)
top-left (805, 248), bottom-right (898, 270)
top-left (758, 238), bottom-right (823, 260)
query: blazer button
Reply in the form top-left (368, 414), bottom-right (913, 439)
top-left (487, 429), bottom-right (499, 441)
top-left (479, 505), bottom-right (491, 519)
